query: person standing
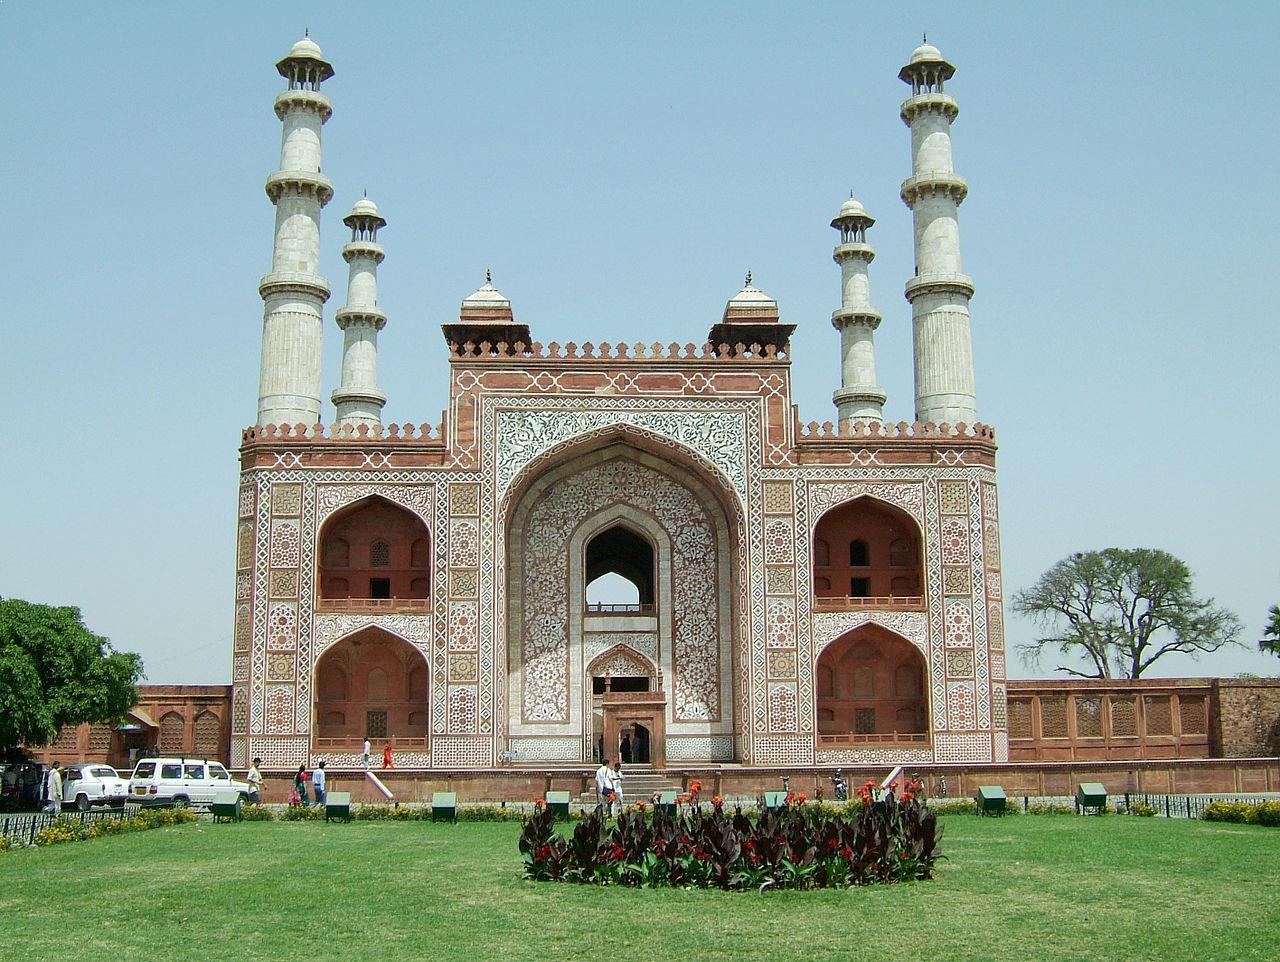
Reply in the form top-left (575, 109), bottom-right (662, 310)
top-left (312, 761), bottom-right (327, 807)
top-left (382, 743), bottom-right (395, 769)
top-left (293, 764), bottom-right (309, 806)
top-left (246, 757), bottom-right (264, 803)
top-left (606, 760), bottom-right (624, 816)
top-left (362, 737), bottom-right (371, 771)
top-left (619, 731), bottom-right (632, 764)
top-left (594, 757), bottom-right (612, 808)
top-left (43, 762), bottom-right (63, 816)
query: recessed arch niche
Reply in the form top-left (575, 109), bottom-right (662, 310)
top-left (313, 626), bottom-right (429, 748)
top-left (813, 497), bottom-right (923, 601)
top-left (317, 496), bottom-right (430, 605)
top-left (814, 623), bottom-right (928, 742)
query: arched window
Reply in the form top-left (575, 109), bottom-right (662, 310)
top-left (814, 538), bottom-right (830, 566)
top-left (370, 540), bottom-right (390, 567)
top-left (849, 539), bottom-right (869, 566)
top-left (159, 712), bottom-right (184, 753)
top-left (584, 525), bottom-right (655, 611)
top-left (193, 711), bottom-right (220, 756)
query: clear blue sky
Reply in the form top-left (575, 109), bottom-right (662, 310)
top-left (2, 2), bottom-right (1277, 683)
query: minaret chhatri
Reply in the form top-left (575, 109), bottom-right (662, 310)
top-left (331, 196), bottom-right (388, 426)
top-left (256, 34), bottom-right (335, 427)
top-left (899, 39), bottom-right (977, 425)
top-left (830, 195), bottom-right (887, 424)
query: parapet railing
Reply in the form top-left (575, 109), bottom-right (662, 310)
top-left (242, 422), bottom-right (447, 443)
top-left (585, 603), bottom-right (656, 615)
top-left (812, 596), bottom-right (925, 611)
top-left (315, 598), bottom-right (431, 612)
top-left (446, 340), bottom-right (790, 360)
top-left (817, 732), bottom-right (931, 746)
top-left (797, 419), bottom-right (995, 441)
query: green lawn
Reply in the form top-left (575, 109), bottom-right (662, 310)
top-left (2, 815), bottom-right (1276, 961)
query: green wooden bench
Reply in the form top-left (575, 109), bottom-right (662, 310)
top-left (763, 790), bottom-right (788, 810)
top-left (431, 792), bottom-right (458, 823)
top-left (325, 791), bottom-right (352, 822)
top-left (655, 790), bottom-right (678, 816)
top-left (211, 791), bottom-right (243, 822)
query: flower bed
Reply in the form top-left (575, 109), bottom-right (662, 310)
top-left (24, 808), bottom-right (197, 849)
top-left (1201, 800), bottom-right (1280, 827)
top-left (519, 779), bottom-right (942, 889)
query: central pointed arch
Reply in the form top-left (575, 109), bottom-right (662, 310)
top-left (503, 438), bottom-right (742, 764)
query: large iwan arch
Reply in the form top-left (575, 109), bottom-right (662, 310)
top-left (504, 440), bottom-right (741, 763)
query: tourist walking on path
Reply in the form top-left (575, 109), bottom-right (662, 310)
top-left (247, 757), bottom-right (264, 803)
top-left (292, 764), bottom-right (309, 806)
top-left (312, 761), bottom-right (327, 807)
top-left (362, 738), bottom-right (371, 771)
top-left (382, 743), bottom-right (395, 769)
top-left (606, 760), bottom-right (624, 816)
top-left (594, 757), bottom-right (612, 807)
top-left (43, 762), bottom-right (62, 816)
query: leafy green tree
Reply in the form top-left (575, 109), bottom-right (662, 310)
top-left (1260, 605), bottom-right (1280, 657)
top-left (1012, 548), bottom-right (1242, 678)
top-left (0, 598), bottom-right (143, 753)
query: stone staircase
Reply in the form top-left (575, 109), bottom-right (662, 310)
top-left (577, 768), bottom-right (681, 805)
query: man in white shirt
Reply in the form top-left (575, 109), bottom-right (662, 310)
top-left (246, 757), bottom-right (264, 803)
top-left (594, 757), bottom-right (612, 809)
top-left (43, 762), bottom-right (63, 816)
top-left (606, 760), bottom-right (624, 816)
top-left (362, 738), bottom-right (371, 771)
top-left (312, 761), bottom-right (327, 807)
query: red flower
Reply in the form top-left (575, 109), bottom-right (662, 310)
top-left (534, 798), bottom-right (546, 808)
top-left (536, 844), bottom-right (551, 860)
top-left (796, 792), bottom-right (808, 804)
top-left (712, 795), bottom-right (724, 807)
top-left (636, 801), bottom-right (647, 811)
top-left (840, 846), bottom-right (853, 859)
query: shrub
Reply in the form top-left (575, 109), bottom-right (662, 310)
top-left (1202, 801), bottom-right (1253, 824)
top-left (31, 807), bottom-right (195, 848)
top-left (1202, 800), bottom-right (1280, 826)
top-left (281, 804), bottom-right (323, 821)
top-left (241, 804), bottom-right (275, 821)
top-left (928, 799), bottom-right (978, 816)
top-left (519, 778), bottom-right (943, 890)
top-left (1025, 802), bottom-right (1076, 816)
top-left (1252, 801), bottom-right (1280, 827)
top-left (1125, 801), bottom-right (1158, 817)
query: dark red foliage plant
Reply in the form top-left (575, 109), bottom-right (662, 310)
top-left (518, 777), bottom-right (943, 890)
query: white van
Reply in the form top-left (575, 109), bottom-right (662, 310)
top-left (128, 758), bottom-right (252, 808)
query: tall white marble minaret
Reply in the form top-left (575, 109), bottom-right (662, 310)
top-left (899, 40), bottom-right (977, 425)
top-left (331, 197), bottom-right (388, 426)
top-left (256, 35), bottom-right (335, 427)
top-left (830, 196), bottom-right (887, 424)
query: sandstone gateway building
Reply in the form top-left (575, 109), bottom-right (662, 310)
top-left (231, 34), bottom-right (1010, 784)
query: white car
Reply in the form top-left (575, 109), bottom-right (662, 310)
top-left (62, 764), bottom-right (130, 811)
top-left (128, 758), bottom-right (252, 808)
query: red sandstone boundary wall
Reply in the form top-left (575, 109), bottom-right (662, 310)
top-left (252, 757), bottom-right (1279, 805)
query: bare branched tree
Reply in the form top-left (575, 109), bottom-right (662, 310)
top-left (1012, 548), bottom-right (1242, 678)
